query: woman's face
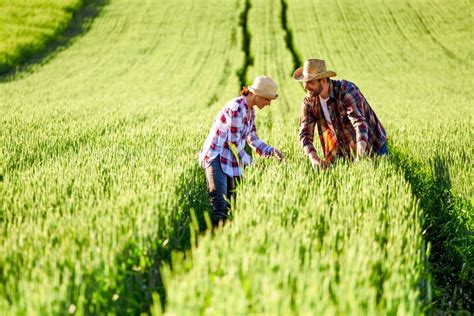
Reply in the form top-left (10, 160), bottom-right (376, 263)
top-left (255, 95), bottom-right (272, 109)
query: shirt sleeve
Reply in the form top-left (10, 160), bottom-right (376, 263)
top-left (344, 85), bottom-right (369, 145)
top-left (299, 97), bottom-right (318, 156)
top-left (246, 123), bottom-right (274, 158)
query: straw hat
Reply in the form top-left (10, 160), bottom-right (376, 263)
top-left (248, 76), bottom-right (278, 100)
top-left (293, 59), bottom-right (336, 82)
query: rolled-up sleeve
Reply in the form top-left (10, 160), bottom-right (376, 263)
top-left (344, 87), bottom-right (369, 144)
top-left (246, 124), bottom-right (274, 158)
top-left (299, 99), bottom-right (317, 156)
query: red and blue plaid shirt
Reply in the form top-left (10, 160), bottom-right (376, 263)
top-left (299, 80), bottom-right (387, 164)
top-left (199, 96), bottom-right (274, 177)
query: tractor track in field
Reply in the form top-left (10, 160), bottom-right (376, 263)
top-left (3, 0), bottom-right (469, 313)
top-left (83, 165), bottom-right (209, 314)
top-left (382, 2), bottom-right (419, 55)
top-left (237, 0), bottom-right (253, 88)
top-left (405, 2), bottom-right (464, 64)
top-left (389, 147), bottom-right (473, 313)
top-left (277, 0), bottom-right (472, 311)
top-left (280, 0), bottom-right (302, 77)
top-left (124, 0), bottom-right (259, 312)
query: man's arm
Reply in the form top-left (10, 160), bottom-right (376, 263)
top-left (344, 85), bottom-right (369, 157)
top-left (299, 98), bottom-right (324, 168)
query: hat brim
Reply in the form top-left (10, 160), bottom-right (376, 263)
top-left (248, 87), bottom-right (278, 100)
top-left (292, 67), bottom-right (337, 82)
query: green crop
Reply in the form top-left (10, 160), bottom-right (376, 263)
top-left (1, 0), bottom-right (472, 314)
top-left (0, 0), bottom-right (86, 75)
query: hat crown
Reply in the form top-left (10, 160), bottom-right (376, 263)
top-left (303, 59), bottom-right (327, 77)
top-left (249, 76), bottom-right (278, 100)
top-left (293, 58), bottom-right (336, 81)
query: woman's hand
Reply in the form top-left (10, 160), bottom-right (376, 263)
top-left (273, 149), bottom-right (285, 161)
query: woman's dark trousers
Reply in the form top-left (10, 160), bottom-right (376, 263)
top-left (204, 157), bottom-right (238, 227)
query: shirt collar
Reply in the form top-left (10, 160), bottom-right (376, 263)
top-left (242, 96), bottom-right (253, 119)
top-left (241, 95), bottom-right (249, 110)
top-left (329, 79), bottom-right (336, 100)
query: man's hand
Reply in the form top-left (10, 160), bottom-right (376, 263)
top-left (309, 153), bottom-right (326, 169)
top-left (311, 158), bottom-right (329, 169)
top-left (273, 149), bottom-right (285, 162)
top-left (310, 157), bottom-right (322, 169)
top-left (357, 140), bottom-right (368, 157)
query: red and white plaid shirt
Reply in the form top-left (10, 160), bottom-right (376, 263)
top-left (199, 96), bottom-right (274, 177)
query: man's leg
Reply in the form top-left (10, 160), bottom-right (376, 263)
top-left (205, 157), bottom-right (229, 227)
top-left (379, 142), bottom-right (389, 156)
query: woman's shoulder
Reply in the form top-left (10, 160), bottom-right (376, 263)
top-left (225, 96), bottom-right (246, 113)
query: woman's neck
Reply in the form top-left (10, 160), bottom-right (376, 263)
top-left (245, 94), bottom-right (255, 108)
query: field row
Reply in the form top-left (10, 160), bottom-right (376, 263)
top-left (161, 0), bottom-right (473, 313)
top-left (1, 0), bottom-right (244, 313)
top-left (0, 0), bottom-right (472, 314)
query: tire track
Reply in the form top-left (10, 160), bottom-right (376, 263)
top-left (381, 1), bottom-right (421, 58)
top-left (280, 0), bottom-right (302, 75)
top-left (358, 0), bottom-right (414, 70)
top-left (405, 2), bottom-right (464, 64)
top-left (333, 0), bottom-right (375, 72)
top-left (389, 145), bottom-right (473, 313)
top-left (237, 0), bottom-right (253, 88)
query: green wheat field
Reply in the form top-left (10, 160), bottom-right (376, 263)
top-left (0, 0), bottom-right (472, 315)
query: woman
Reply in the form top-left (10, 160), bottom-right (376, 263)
top-left (199, 76), bottom-right (285, 227)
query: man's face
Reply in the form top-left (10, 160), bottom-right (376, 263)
top-left (303, 79), bottom-right (322, 97)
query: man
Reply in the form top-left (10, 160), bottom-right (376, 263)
top-left (293, 59), bottom-right (388, 169)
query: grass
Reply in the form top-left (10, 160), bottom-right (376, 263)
top-left (288, 0), bottom-right (473, 312)
top-left (0, 0), bottom-right (88, 75)
top-left (0, 0), bottom-right (472, 314)
top-left (1, 0), bottom-right (243, 313)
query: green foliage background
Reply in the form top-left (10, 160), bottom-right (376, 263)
top-left (0, 0), bottom-right (472, 314)
top-left (0, 0), bottom-right (87, 74)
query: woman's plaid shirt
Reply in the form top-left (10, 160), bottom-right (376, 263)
top-left (299, 80), bottom-right (387, 164)
top-left (199, 96), bottom-right (274, 177)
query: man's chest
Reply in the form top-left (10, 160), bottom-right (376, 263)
top-left (316, 99), bottom-right (346, 126)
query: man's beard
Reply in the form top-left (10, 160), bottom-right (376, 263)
top-left (310, 85), bottom-right (323, 97)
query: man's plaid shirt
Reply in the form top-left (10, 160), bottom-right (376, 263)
top-left (199, 96), bottom-right (274, 177)
top-left (299, 80), bottom-right (387, 164)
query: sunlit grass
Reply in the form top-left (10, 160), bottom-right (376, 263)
top-left (0, 0), bottom-right (85, 74)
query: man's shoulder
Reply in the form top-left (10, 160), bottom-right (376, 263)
top-left (333, 79), bottom-right (357, 91)
top-left (331, 79), bottom-right (361, 99)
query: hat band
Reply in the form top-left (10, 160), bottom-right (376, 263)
top-left (249, 86), bottom-right (277, 99)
